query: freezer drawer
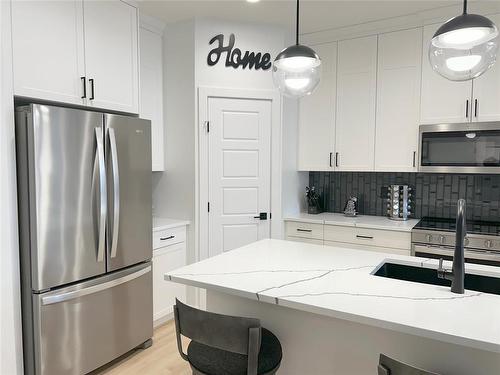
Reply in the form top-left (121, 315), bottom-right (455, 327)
top-left (32, 262), bottom-right (152, 375)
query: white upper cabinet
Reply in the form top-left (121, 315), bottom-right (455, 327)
top-left (375, 28), bottom-right (422, 172)
top-left (471, 14), bottom-right (500, 122)
top-left (336, 36), bottom-right (378, 171)
top-left (298, 42), bottom-right (337, 171)
top-left (11, 0), bottom-right (139, 114)
top-left (140, 25), bottom-right (165, 171)
top-left (420, 23), bottom-right (473, 124)
top-left (11, 1), bottom-right (86, 105)
top-left (84, 1), bottom-right (139, 113)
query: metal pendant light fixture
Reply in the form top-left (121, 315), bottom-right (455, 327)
top-left (272, 0), bottom-right (321, 97)
top-left (429, 0), bottom-right (499, 81)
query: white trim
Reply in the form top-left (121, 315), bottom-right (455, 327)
top-left (197, 87), bottom-right (282, 262)
top-left (139, 13), bottom-right (166, 35)
top-left (301, 4), bottom-right (500, 46)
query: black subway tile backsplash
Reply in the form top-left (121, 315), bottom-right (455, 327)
top-left (309, 172), bottom-right (500, 222)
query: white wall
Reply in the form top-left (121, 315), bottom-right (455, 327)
top-left (194, 18), bottom-right (285, 90)
top-left (153, 17), bottom-right (306, 276)
top-left (0, 1), bottom-right (24, 374)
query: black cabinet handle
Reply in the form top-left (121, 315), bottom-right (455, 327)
top-left (413, 151), bottom-right (416, 168)
top-left (89, 78), bottom-right (95, 100)
top-left (466, 99), bottom-right (469, 118)
top-left (329, 152), bottom-right (333, 167)
top-left (81, 76), bottom-right (86, 99)
top-left (335, 152), bottom-right (339, 167)
top-left (160, 235), bottom-right (175, 241)
top-left (356, 235), bottom-right (373, 240)
top-left (297, 228), bottom-right (312, 233)
top-left (474, 99), bottom-right (478, 118)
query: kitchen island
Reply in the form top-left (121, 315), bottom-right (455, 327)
top-left (166, 239), bottom-right (500, 374)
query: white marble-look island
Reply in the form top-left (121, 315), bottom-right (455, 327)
top-left (166, 239), bottom-right (500, 374)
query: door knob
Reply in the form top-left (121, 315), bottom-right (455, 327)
top-left (253, 212), bottom-right (268, 220)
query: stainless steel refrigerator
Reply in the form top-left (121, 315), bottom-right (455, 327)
top-left (16, 104), bottom-right (153, 375)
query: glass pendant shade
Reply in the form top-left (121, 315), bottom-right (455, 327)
top-left (273, 44), bottom-right (321, 97)
top-left (430, 13), bottom-right (500, 81)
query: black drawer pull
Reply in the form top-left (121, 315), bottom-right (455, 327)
top-left (160, 235), bottom-right (175, 241)
top-left (297, 229), bottom-right (312, 233)
top-left (356, 235), bottom-right (373, 240)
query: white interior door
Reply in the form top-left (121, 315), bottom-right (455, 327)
top-left (208, 97), bottom-right (271, 258)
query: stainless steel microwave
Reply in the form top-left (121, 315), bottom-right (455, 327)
top-left (418, 122), bottom-right (500, 174)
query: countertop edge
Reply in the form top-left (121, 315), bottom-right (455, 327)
top-left (164, 272), bottom-right (500, 354)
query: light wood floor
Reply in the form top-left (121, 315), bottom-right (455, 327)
top-left (93, 320), bottom-right (191, 375)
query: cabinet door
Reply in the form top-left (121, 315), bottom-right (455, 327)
top-left (298, 42), bottom-right (337, 171)
top-left (420, 23), bottom-right (472, 124)
top-left (472, 14), bottom-right (500, 122)
top-left (153, 243), bottom-right (186, 323)
top-left (83, 0), bottom-right (139, 113)
top-left (336, 36), bottom-right (377, 171)
top-left (375, 28), bottom-right (422, 172)
top-left (140, 27), bottom-right (165, 171)
top-left (11, 0), bottom-right (85, 104)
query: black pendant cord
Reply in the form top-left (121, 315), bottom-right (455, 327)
top-left (463, 0), bottom-right (467, 15)
top-left (295, 0), bottom-right (300, 45)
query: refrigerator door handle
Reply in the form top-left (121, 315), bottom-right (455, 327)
top-left (95, 128), bottom-right (107, 262)
top-left (41, 265), bottom-right (151, 305)
top-left (108, 127), bottom-right (120, 258)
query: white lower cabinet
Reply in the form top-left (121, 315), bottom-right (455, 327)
top-left (152, 226), bottom-right (186, 325)
top-left (284, 220), bottom-right (411, 256)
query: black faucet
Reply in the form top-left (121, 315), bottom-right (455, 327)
top-left (437, 199), bottom-right (466, 294)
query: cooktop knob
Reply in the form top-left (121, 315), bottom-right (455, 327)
top-left (426, 234), bottom-right (433, 242)
top-left (439, 235), bottom-right (446, 245)
top-left (464, 237), bottom-right (469, 246)
top-left (485, 239), bottom-right (493, 249)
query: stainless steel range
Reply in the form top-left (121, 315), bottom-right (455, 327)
top-left (411, 217), bottom-right (500, 267)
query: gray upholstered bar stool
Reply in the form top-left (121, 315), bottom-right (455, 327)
top-left (173, 299), bottom-right (282, 375)
top-left (378, 354), bottom-right (442, 375)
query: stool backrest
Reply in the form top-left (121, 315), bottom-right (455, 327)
top-left (378, 354), bottom-right (441, 375)
top-left (174, 299), bottom-right (261, 355)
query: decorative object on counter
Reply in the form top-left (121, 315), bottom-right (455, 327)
top-left (272, 0), bottom-right (321, 97)
top-left (386, 185), bottom-right (412, 221)
top-left (343, 196), bottom-right (358, 217)
top-left (305, 186), bottom-right (323, 214)
top-left (429, 0), bottom-right (499, 81)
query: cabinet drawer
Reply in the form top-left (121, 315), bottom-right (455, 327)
top-left (285, 221), bottom-right (323, 240)
top-left (324, 225), bottom-right (411, 250)
top-left (324, 240), bottom-right (410, 256)
top-left (153, 226), bottom-right (186, 249)
top-left (286, 236), bottom-right (323, 245)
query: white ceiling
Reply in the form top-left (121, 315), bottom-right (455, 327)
top-left (138, 0), bottom-right (500, 35)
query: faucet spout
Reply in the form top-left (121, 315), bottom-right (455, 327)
top-left (437, 199), bottom-right (466, 294)
top-left (451, 199), bottom-right (466, 294)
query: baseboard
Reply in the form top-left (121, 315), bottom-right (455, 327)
top-left (153, 311), bottom-right (174, 328)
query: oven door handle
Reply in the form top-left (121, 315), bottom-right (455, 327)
top-left (413, 244), bottom-right (500, 262)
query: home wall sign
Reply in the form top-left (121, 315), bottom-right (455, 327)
top-left (207, 34), bottom-right (272, 71)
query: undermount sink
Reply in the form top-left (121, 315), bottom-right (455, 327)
top-left (373, 262), bottom-right (500, 296)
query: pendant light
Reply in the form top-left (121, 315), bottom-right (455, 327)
top-left (272, 0), bottom-right (321, 97)
top-left (429, 0), bottom-right (499, 81)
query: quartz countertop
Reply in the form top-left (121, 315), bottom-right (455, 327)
top-left (284, 212), bottom-right (419, 232)
top-left (153, 217), bottom-right (190, 232)
top-left (166, 239), bottom-right (500, 353)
